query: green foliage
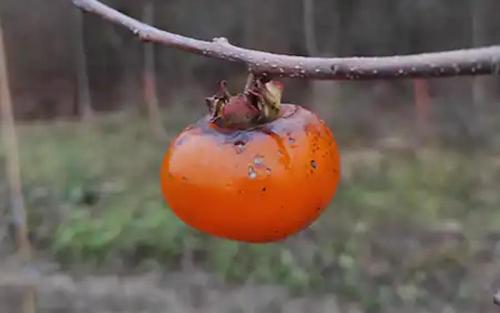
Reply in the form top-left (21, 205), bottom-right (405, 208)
top-left (52, 204), bottom-right (188, 264)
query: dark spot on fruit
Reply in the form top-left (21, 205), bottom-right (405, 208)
top-left (234, 140), bottom-right (246, 154)
top-left (310, 160), bottom-right (317, 169)
top-left (262, 187), bottom-right (267, 192)
top-left (222, 131), bottom-right (251, 147)
top-left (316, 207), bottom-right (322, 212)
top-left (181, 176), bottom-right (188, 181)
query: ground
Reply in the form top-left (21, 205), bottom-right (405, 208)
top-left (1, 107), bottom-right (500, 313)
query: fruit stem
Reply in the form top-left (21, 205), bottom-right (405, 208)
top-left (205, 73), bottom-right (284, 129)
top-left (244, 73), bottom-right (283, 123)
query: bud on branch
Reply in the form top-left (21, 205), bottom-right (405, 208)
top-left (72, 0), bottom-right (500, 80)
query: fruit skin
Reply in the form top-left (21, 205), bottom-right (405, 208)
top-left (160, 104), bottom-right (340, 243)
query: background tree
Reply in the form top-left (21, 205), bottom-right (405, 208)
top-left (302, 0), bottom-right (340, 121)
top-left (142, 0), bottom-right (165, 139)
top-left (73, 7), bottom-right (94, 120)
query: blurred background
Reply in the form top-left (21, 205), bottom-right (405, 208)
top-left (1, 0), bottom-right (500, 312)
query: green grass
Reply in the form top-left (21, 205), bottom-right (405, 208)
top-left (2, 110), bottom-right (500, 311)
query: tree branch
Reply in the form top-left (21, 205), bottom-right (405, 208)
top-left (73, 0), bottom-right (500, 80)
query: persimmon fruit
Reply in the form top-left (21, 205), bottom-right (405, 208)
top-left (160, 76), bottom-right (340, 242)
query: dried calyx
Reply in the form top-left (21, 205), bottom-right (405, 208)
top-left (205, 74), bottom-right (284, 130)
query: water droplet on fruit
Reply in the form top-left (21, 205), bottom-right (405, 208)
top-left (271, 64), bottom-right (278, 69)
top-left (310, 160), bottom-right (317, 169)
top-left (279, 68), bottom-right (285, 73)
top-left (315, 68), bottom-right (321, 73)
top-left (265, 168), bottom-right (272, 175)
top-left (372, 69), bottom-right (378, 74)
top-left (248, 166), bottom-right (257, 179)
top-left (132, 29), bottom-right (139, 35)
top-left (253, 155), bottom-right (264, 166)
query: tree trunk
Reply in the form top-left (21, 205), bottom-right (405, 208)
top-left (471, 0), bottom-right (492, 139)
top-left (73, 9), bottom-right (94, 120)
top-left (0, 18), bottom-right (31, 260)
top-left (413, 79), bottom-right (431, 142)
top-left (302, 0), bottom-right (318, 56)
top-left (142, 1), bottom-right (166, 139)
top-left (471, 0), bottom-right (488, 107)
top-left (302, 0), bottom-right (339, 121)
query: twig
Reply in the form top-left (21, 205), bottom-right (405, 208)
top-left (72, 0), bottom-right (500, 80)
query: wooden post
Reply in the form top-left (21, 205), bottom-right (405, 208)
top-left (0, 14), bottom-right (31, 260)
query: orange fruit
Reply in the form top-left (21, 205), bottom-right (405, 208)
top-left (160, 103), bottom-right (340, 242)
